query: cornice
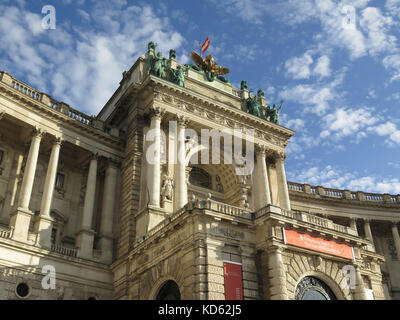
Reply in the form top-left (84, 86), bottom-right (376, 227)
top-left (0, 83), bottom-right (124, 151)
top-left (142, 75), bottom-right (294, 140)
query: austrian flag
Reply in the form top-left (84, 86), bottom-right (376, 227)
top-left (201, 37), bottom-right (210, 54)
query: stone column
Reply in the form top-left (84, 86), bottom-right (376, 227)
top-left (268, 247), bottom-right (288, 300)
top-left (275, 152), bottom-right (291, 211)
top-left (363, 219), bottom-right (375, 250)
top-left (175, 115), bottom-right (189, 210)
top-left (354, 265), bottom-right (368, 300)
top-left (391, 222), bottom-right (400, 261)
top-left (99, 160), bottom-right (119, 264)
top-left (146, 107), bottom-right (165, 208)
top-left (350, 217), bottom-right (358, 236)
top-left (255, 146), bottom-right (271, 209)
top-left (10, 128), bottom-right (45, 242)
top-left (34, 137), bottom-right (62, 248)
top-left (76, 154), bottom-right (98, 259)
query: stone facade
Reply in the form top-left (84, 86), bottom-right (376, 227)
top-left (0, 46), bottom-right (398, 300)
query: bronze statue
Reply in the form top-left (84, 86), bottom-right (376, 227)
top-left (190, 51), bottom-right (229, 82)
top-left (169, 65), bottom-right (187, 87)
top-left (146, 52), bottom-right (167, 78)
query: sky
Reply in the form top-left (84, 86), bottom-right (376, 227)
top-left (0, 0), bottom-right (399, 195)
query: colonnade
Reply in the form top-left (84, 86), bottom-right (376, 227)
top-left (9, 127), bottom-right (119, 263)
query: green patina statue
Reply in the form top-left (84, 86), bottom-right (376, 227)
top-left (148, 41), bottom-right (156, 52)
top-left (146, 52), bottom-right (167, 78)
top-left (169, 65), bottom-right (187, 87)
top-left (257, 89), bottom-right (264, 97)
top-left (241, 81), bottom-right (248, 90)
top-left (184, 64), bottom-right (202, 71)
top-left (217, 76), bottom-right (230, 84)
top-left (268, 101), bottom-right (284, 124)
top-left (169, 49), bottom-right (176, 60)
top-left (246, 96), bottom-right (262, 118)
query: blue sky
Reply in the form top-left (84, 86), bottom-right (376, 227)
top-left (0, 0), bottom-right (400, 194)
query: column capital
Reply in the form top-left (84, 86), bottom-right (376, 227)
top-left (32, 128), bottom-right (46, 139)
top-left (149, 106), bottom-right (166, 120)
top-left (90, 152), bottom-right (99, 161)
top-left (53, 136), bottom-right (64, 147)
top-left (105, 157), bottom-right (121, 169)
top-left (176, 115), bottom-right (189, 128)
top-left (392, 221), bottom-right (400, 228)
top-left (276, 151), bottom-right (287, 161)
top-left (255, 144), bottom-right (268, 156)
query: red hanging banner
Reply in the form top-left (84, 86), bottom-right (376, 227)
top-left (224, 262), bottom-right (243, 300)
top-left (284, 229), bottom-right (354, 260)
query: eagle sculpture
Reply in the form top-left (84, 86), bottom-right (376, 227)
top-left (190, 52), bottom-right (230, 76)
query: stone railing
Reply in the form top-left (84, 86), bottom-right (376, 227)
top-left (202, 199), bottom-right (252, 220)
top-left (0, 71), bottom-right (102, 130)
top-left (287, 182), bottom-right (400, 204)
top-left (51, 244), bottom-right (78, 258)
top-left (10, 78), bottom-right (41, 101)
top-left (0, 228), bottom-right (11, 239)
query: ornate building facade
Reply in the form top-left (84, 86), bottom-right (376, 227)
top-left (0, 44), bottom-right (399, 300)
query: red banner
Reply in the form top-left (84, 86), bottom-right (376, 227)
top-left (224, 262), bottom-right (243, 300)
top-left (284, 229), bottom-right (354, 260)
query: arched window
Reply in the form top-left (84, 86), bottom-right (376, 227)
top-left (189, 167), bottom-right (212, 189)
top-left (295, 276), bottom-right (336, 300)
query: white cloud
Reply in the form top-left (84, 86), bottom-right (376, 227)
top-left (0, 3), bottom-right (186, 114)
top-left (280, 69), bottom-right (346, 115)
top-left (369, 121), bottom-right (400, 145)
top-left (288, 164), bottom-right (400, 194)
top-left (320, 107), bottom-right (379, 141)
top-left (285, 53), bottom-right (313, 79)
top-left (383, 54), bottom-right (400, 82)
top-left (313, 55), bottom-right (331, 78)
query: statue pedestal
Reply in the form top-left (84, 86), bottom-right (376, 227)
top-left (76, 229), bottom-right (96, 259)
top-left (9, 208), bottom-right (33, 243)
top-left (33, 215), bottom-right (54, 249)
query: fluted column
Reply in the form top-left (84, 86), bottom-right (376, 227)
top-left (76, 154), bottom-right (98, 259)
top-left (34, 137), bottom-right (62, 248)
top-left (391, 222), bottom-right (400, 261)
top-left (146, 107), bottom-right (165, 208)
top-left (175, 115), bottom-right (189, 210)
top-left (99, 160), bottom-right (119, 264)
top-left (255, 145), bottom-right (271, 209)
top-left (275, 152), bottom-right (291, 211)
top-left (268, 247), bottom-right (288, 300)
top-left (10, 128), bottom-right (45, 242)
top-left (363, 219), bottom-right (375, 250)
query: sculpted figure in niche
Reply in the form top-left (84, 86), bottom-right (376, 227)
top-left (161, 172), bottom-right (174, 201)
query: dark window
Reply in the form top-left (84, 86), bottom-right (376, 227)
top-left (156, 280), bottom-right (181, 300)
top-left (16, 283), bottom-right (30, 298)
top-left (189, 167), bottom-right (212, 189)
top-left (55, 173), bottom-right (65, 189)
top-left (0, 150), bottom-right (3, 164)
top-left (51, 228), bottom-right (57, 246)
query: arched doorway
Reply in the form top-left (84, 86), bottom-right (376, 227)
top-left (295, 276), bottom-right (336, 300)
top-left (156, 280), bottom-right (181, 300)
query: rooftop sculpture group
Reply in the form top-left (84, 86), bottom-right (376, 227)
top-left (145, 41), bottom-right (284, 125)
